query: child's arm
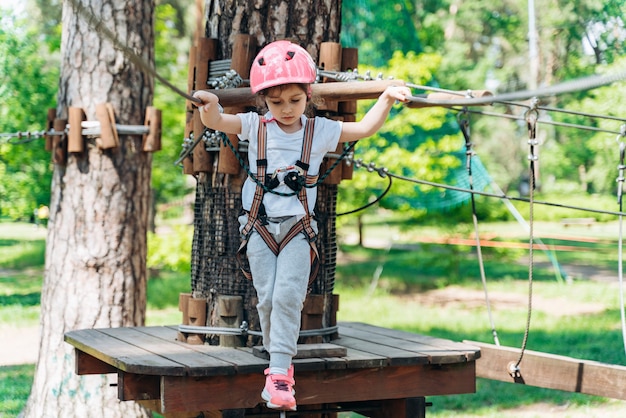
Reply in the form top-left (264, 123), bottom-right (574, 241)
top-left (339, 85), bottom-right (411, 143)
top-left (192, 90), bottom-right (243, 134)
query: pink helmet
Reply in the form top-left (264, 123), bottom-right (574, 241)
top-left (250, 40), bottom-right (317, 94)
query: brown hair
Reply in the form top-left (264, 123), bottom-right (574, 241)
top-left (255, 83), bottom-right (320, 117)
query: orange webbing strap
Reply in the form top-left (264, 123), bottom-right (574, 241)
top-left (237, 118), bottom-right (319, 283)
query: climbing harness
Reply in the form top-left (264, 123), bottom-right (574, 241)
top-left (236, 118), bottom-right (320, 284)
top-left (616, 124), bottom-right (626, 356)
top-left (458, 107), bottom-right (500, 347)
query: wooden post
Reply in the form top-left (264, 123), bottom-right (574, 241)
top-left (177, 293), bottom-right (191, 343)
top-left (45, 108), bottom-right (56, 151)
top-left (339, 48), bottom-right (358, 181)
top-left (187, 297), bottom-right (207, 345)
top-left (143, 106), bottom-right (162, 152)
top-left (52, 118), bottom-right (67, 165)
top-left (68, 107), bottom-right (85, 153)
top-left (338, 47), bottom-right (359, 115)
top-left (317, 42), bottom-right (342, 112)
top-left (192, 109), bottom-right (213, 173)
top-left (217, 34), bottom-right (256, 175)
top-left (95, 103), bottom-right (120, 149)
top-left (217, 295), bottom-right (243, 347)
top-left (192, 38), bottom-right (217, 173)
top-left (299, 294), bottom-right (325, 344)
top-left (182, 119), bottom-right (195, 175)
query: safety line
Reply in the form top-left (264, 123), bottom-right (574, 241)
top-left (458, 109), bottom-right (500, 346)
top-left (407, 69), bottom-right (626, 107)
top-left (66, 0), bottom-right (201, 105)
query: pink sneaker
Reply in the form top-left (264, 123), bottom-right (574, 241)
top-left (261, 366), bottom-right (296, 411)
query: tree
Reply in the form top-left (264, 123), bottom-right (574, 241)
top-left (0, 7), bottom-right (58, 220)
top-left (189, 0), bottom-right (344, 340)
top-left (22, 1), bottom-right (154, 416)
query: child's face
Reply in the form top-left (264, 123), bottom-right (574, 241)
top-left (264, 84), bottom-right (308, 132)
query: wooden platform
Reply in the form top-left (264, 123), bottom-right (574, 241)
top-left (64, 321), bottom-right (480, 417)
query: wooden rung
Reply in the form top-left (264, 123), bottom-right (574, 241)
top-left (143, 106), bottom-right (162, 152)
top-left (45, 108), bottom-right (56, 151)
top-left (207, 79), bottom-right (406, 108)
top-left (252, 343), bottom-right (347, 360)
top-left (52, 118), bottom-right (67, 165)
top-left (465, 340), bottom-right (626, 401)
top-left (95, 103), bottom-right (120, 149)
top-left (68, 107), bottom-right (86, 153)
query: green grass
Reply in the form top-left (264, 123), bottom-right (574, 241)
top-left (2, 219), bottom-right (626, 417)
top-left (0, 364), bottom-right (34, 416)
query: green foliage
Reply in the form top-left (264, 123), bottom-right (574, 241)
top-left (0, 9), bottom-right (59, 220)
top-left (146, 225), bottom-right (193, 272)
top-left (151, 3), bottom-right (194, 204)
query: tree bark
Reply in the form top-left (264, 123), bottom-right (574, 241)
top-left (22, 1), bottom-right (154, 417)
top-left (206, 0), bottom-right (342, 60)
top-left (191, 0), bottom-right (343, 345)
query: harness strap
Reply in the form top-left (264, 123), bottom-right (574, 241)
top-left (237, 117), bottom-right (320, 283)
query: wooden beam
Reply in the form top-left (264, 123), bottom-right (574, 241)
top-left (205, 79), bottom-right (405, 108)
top-left (466, 341), bottom-right (626, 400)
top-left (118, 371), bottom-right (160, 401)
top-left (160, 363), bottom-right (475, 413)
top-left (74, 349), bottom-right (117, 375)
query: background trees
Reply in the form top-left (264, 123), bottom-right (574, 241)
top-left (20, 0), bottom-right (155, 416)
top-left (2, 0), bottom-right (625, 222)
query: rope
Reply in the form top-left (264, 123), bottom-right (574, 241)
top-left (66, 0), bottom-right (201, 105)
top-left (458, 109), bottom-right (500, 346)
top-left (178, 323), bottom-right (338, 338)
top-left (337, 161), bottom-right (393, 216)
top-left (616, 128), bottom-right (626, 357)
top-left (406, 69), bottom-right (626, 107)
top-left (509, 105), bottom-right (540, 376)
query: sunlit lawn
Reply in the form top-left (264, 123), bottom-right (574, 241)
top-left (2, 218), bottom-right (626, 417)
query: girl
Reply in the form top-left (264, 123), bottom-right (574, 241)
top-left (193, 40), bottom-right (411, 411)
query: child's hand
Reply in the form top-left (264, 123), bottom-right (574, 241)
top-left (192, 91), bottom-right (220, 113)
top-left (383, 85), bottom-right (412, 103)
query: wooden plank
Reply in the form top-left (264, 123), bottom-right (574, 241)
top-left (159, 326), bottom-right (268, 374)
top-left (331, 334), bottom-right (425, 367)
top-left (75, 349), bottom-right (117, 375)
top-left (118, 371), bottom-right (160, 401)
top-left (64, 329), bottom-right (187, 376)
top-left (341, 322), bottom-right (480, 363)
top-left (160, 363), bottom-right (475, 413)
top-left (466, 340), bottom-right (626, 401)
top-left (252, 343), bottom-right (347, 359)
top-left (98, 327), bottom-right (236, 377)
top-left (339, 324), bottom-right (453, 365)
top-left (208, 80), bottom-right (405, 108)
top-left (161, 372), bottom-right (262, 412)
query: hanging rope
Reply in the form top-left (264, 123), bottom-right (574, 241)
top-left (508, 100), bottom-right (540, 377)
top-left (616, 124), bottom-right (626, 357)
top-left (458, 107), bottom-right (500, 346)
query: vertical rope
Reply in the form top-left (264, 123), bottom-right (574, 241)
top-left (458, 108), bottom-right (500, 346)
top-left (616, 127), bottom-right (626, 357)
top-left (510, 100), bottom-right (539, 375)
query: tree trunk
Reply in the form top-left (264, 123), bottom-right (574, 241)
top-left (206, 0), bottom-right (342, 60)
top-left (191, 0), bottom-right (343, 344)
top-left (22, 1), bottom-right (154, 417)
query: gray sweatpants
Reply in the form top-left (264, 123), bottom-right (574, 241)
top-left (240, 215), bottom-right (315, 371)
